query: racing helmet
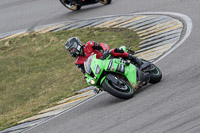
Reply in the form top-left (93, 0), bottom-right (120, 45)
top-left (65, 37), bottom-right (83, 57)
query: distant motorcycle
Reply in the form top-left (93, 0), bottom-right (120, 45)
top-left (60, 0), bottom-right (112, 11)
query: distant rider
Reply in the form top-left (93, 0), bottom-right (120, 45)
top-left (63, 0), bottom-right (98, 5)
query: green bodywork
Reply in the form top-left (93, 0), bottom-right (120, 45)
top-left (85, 47), bottom-right (137, 88)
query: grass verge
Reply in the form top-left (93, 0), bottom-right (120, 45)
top-left (0, 28), bottom-right (140, 130)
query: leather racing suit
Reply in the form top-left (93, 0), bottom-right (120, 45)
top-left (75, 41), bottom-right (129, 74)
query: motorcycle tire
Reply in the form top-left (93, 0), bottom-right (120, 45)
top-left (149, 64), bottom-right (162, 84)
top-left (102, 77), bottom-right (135, 99)
top-left (99, 0), bottom-right (112, 5)
top-left (60, 0), bottom-right (81, 11)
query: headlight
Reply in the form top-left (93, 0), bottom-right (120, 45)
top-left (90, 80), bottom-right (95, 85)
top-left (95, 65), bottom-right (101, 74)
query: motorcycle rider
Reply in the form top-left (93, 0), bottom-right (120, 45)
top-left (65, 37), bottom-right (151, 89)
top-left (65, 37), bottom-right (147, 74)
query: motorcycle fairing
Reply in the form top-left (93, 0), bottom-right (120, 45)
top-left (86, 54), bottom-right (137, 86)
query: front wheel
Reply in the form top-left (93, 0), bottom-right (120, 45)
top-left (60, 0), bottom-right (81, 11)
top-left (102, 78), bottom-right (135, 99)
top-left (99, 0), bottom-right (112, 5)
top-left (149, 64), bottom-right (162, 84)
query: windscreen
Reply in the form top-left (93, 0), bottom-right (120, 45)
top-left (84, 55), bottom-right (94, 74)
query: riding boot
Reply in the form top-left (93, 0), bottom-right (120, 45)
top-left (137, 69), bottom-right (150, 87)
top-left (127, 54), bottom-right (143, 68)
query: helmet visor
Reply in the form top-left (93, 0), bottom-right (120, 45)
top-left (69, 47), bottom-right (76, 54)
top-left (66, 40), bottom-right (77, 49)
top-left (68, 42), bottom-right (78, 56)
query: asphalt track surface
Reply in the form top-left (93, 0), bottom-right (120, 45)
top-left (1, 0), bottom-right (200, 133)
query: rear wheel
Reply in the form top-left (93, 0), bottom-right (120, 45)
top-left (99, 0), bottom-right (112, 5)
top-left (60, 0), bottom-right (81, 11)
top-left (149, 64), bottom-right (162, 84)
top-left (102, 75), bottom-right (135, 99)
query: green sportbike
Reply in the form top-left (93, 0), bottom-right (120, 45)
top-left (84, 46), bottom-right (162, 99)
